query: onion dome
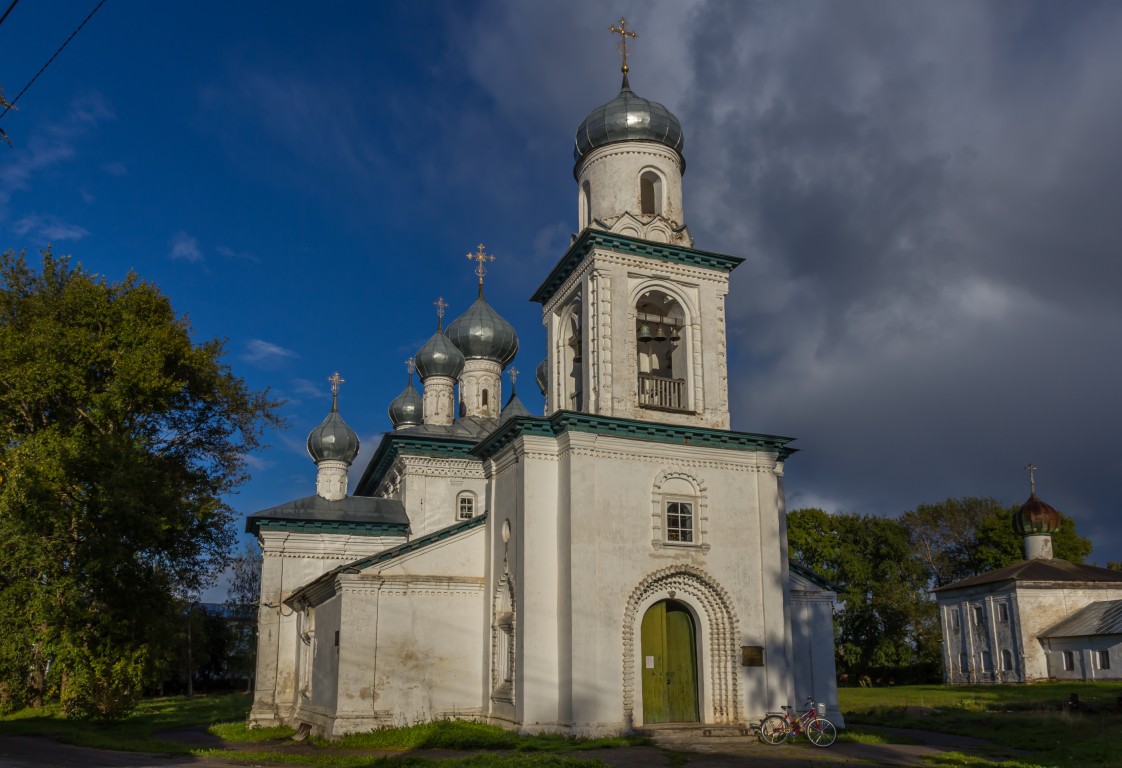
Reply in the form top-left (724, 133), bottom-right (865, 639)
top-left (1012, 494), bottom-right (1062, 536)
top-left (535, 357), bottom-right (548, 396)
top-left (446, 287), bottom-right (519, 366)
top-left (574, 74), bottom-right (685, 169)
top-left (416, 321), bottom-right (465, 380)
top-left (307, 376), bottom-right (360, 465)
top-left (388, 363), bottom-right (423, 428)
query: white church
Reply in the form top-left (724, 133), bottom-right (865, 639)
top-left (246, 41), bottom-right (840, 738)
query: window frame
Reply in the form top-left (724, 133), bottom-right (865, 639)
top-left (457, 492), bottom-right (476, 521)
top-left (663, 497), bottom-right (695, 544)
top-left (1061, 650), bottom-right (1075, 671)
top-left (1001, 649), bottom-right (1013, 671)
top-left (1097, 649), bottom-right (1110, 670)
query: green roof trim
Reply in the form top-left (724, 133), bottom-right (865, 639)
top-left (252, 519), bottom-right (409, 536)
top-left (354, 432), bottom-right (478, 496)
top-left (472, 411), bottom-right (797, 461)
top-left (530, 229), bottom-right (745, 305)
top-left (290, 514), bottom-right (489, 603)
top-left (341, 512), bottom-right (488, 574)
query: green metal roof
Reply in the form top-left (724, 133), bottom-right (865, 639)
top-left (471, 410), bottom-right (797, 462)
top-left (289, 513), bottom-right (489, 603)
top-left (530, 229), bottom-right (744, 305)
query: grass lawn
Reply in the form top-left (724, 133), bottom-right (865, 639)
top-left (840, 682), bottom-right (1122, 768)
top-left (0, 694), bottom-right (631, 766)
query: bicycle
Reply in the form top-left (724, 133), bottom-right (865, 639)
top-left (757, 697), bottom-right (837, 747)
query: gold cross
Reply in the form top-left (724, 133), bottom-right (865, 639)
top-left (508, 367), bottom-right (519, 385)
top-left (610, 17), bottom-right (638, 74)
top-left (327, 371), bottom-right (345, 394)
top-left (1026, 463), bottom-right (1037, 495)
top-left (466, 243), bottom-right (495, 286)
top-left (405, 357), bottom-right (416, 376)
top-left (433, 296), bottom-right (448, 320)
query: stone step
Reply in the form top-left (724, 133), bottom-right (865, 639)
top-left (635, 723), bottom-right (752, 739)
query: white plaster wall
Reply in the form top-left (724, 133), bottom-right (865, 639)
top-left (249, 530), bottom-right (404, 728)
top-left (484, 429), bottom-right (792, 734)
top-left (789, 579), bottom-right (844, 727)
top-left (576, 142), bottom-right (685, 229)
top-left (1042, 636), bottom-right (1122, 681)
top-left (397, 455), bottom-right (487, 537)
top-left (1016, 585), bottom-right (1122, 681)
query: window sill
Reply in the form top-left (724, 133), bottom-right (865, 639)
top-left (652, 539), bottom-right (710, 553)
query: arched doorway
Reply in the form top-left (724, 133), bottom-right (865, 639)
top-left (640, 600), bottom-right (699, 723)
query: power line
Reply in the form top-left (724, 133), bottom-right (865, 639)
top-left (0, 0), bottom-right (108, 121)
top-left (0, 0), bottom-right (21, 29)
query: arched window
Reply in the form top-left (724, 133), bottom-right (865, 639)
top-left (580, 180), bottom-right (592, 230)
top-left (640, 170), bottom-right (663, 216)
top-left (635, 289), bottom-right (688, 412)
top-left (457, 493), bottom-right (475, 520)
top-left (651, 472), bottom-right (707, 551)
top-left (482, 389), bottom-right (490, 415)
top-left (561, 297), bottom-right (583, 411)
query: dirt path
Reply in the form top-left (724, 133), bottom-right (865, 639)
top-left (0, 725), bottom-right (1020, 768)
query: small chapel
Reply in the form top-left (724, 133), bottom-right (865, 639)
top-left (935, 469), bottom-right (1122, 685)
top-left (246, 23), bottom-right (840, 737)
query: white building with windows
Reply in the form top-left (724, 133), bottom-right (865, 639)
top-left (246, 65), bottom-right (840, 738)
top-left (934, 491), bottom-right (1122, 683)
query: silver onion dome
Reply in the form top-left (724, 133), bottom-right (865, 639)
top-left (307, 393), bottom-right (360, 464)
top-left (535, 357), bottom-right (548, 396)
top-left (416, 327), bottom-right (465, 380)
top-left (446, 289), bottom-right (519, 366)
top-left (574, 75), bottom-right (685, 169)
top-left (388, 377), bottom-right (423, 429)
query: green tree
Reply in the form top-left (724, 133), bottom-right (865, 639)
top-left (787, 509), bottom-right (937, 682)
top-left (224, 542), bottom-right (262, 691)
top-left (902, 497), bottom-right (1092, 588)
top-left (0, 250), bottom-right (282, 717)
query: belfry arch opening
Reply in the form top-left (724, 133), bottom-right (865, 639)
top-left (635, 289), bottom-right (688, 412)
top-left (640, 170), bottom-right (663, 216)
top-left (561, 297), bottom-right (583, 411)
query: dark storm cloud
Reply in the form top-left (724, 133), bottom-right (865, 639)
top-left (680, 1), bottom-right (1122, 559)
top-left (460, 1), bottom-right (1122, 562)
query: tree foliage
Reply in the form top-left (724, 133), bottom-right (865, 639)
top-left (223, 542), bottom-right (262, 690)
top-left (0, 250), bottom-right (282, 716)
top-left (901, 496), bottom-right (1092, 588)
top-left (789, 495), bottom-right (1094, 684)
top-left (787, 509), bottom-right (938, 681)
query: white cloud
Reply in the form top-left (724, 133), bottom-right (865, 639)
top-left (243, 339), bottom-right (299, 364)
top-left (217, 245), bottom-right (261, 263)
top-left (169, 231), bottom-right (203, 263)
top-left (0, 93), bottom-right (113, 213)
top-left (12, 213), bottom-right (89, 242)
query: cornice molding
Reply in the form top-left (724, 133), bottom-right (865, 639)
top-left (532, 229), bottom-right (744, 305)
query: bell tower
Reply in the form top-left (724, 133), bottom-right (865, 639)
top-left (533, 21), bottom-right (740, 430)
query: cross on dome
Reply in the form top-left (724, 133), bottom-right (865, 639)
top-left (466, 244), bottom-right (495, 291)
top-left (327, 371), bottom-right (345, 409)
top-left (1026, 463), bottom-right (1037, 495)
top-left (609, 17), bottom-right (638, 75)
top-left (405, 357), bottom-right (416, 376)
top-left (508, 366), bottom-right (519, 385)
top-left (434, 296), bottom-right (448, 320)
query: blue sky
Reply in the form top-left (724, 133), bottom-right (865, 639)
top-left (3, 1), bottom-right (1121, 597)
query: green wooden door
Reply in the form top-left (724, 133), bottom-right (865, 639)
top-left (640, 600), bottom-right (699, 723)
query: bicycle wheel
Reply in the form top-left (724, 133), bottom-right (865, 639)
top-left (806, 717), bottom-right (836, 747)
top-left (758, 714), bottom-right (788, 745)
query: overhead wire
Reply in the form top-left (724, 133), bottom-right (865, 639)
top-left (0, 0), bottom-right (21, 29)
top-left (0, 0), bottom-right (108, 120)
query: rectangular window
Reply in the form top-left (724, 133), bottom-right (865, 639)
top-left (972, 605), bottom-right (985, 627)
top-left (1001, 649), bottom-right (1013, 671)
top-left (1098, 650), bottom-right (1110, 670)
top-left (959, 653), bottom-right (970, 673)
top-left (998, 604), bottom-right (1009, 622)
top-left (458, 496), bottom-right (475, 520)
top-left (665, 500), bottom-right (694, 543)
top-left (1062, 650), bottom-right (1074, 671)
top-left (981, 650), bottom-right (993, 673)
top-left (950, 610), bottom-right (960, 632)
